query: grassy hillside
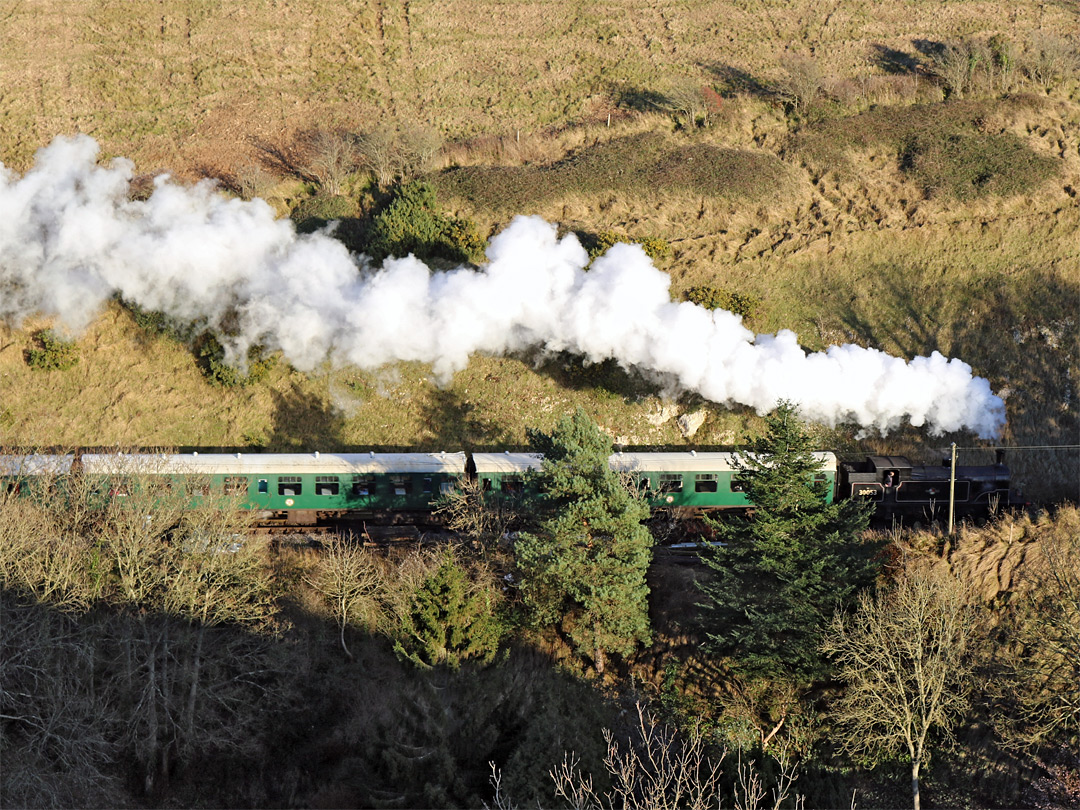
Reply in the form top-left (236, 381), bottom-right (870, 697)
top-left (0, 0), bottom-right (1077, 501)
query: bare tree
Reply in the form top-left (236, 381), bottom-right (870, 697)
top-left (930, 42), bottom-right (978, 99)
top-left (355, 121), bottom-right (444, 188)
top-left (433, 476), bottom-right (523, 553)
top-left (662, 78), bottom-right (710, 128)
top-left (307, 534), bottom-right (385, 658)
top-left (1022, 30), bottom-right (1080, 90)
top-left (822, 559), bottom-right (976, 810)
top-left (305, 128), bottom-right (358, 195)
top-left (234, 162), bottom-right (278, 201)
top-left (550, 702), bottom-right (729, 810)
top-left (0, 597), bottom-right (122, 809)
top-left (776, 55), bottom-right (823, 111)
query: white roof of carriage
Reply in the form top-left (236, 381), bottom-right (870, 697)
top-left (0, 454), bottom-right (74, 475)
top-left (79, 452), bottom-right (468, 476)
top-left (609, 451), bottom-right (837, 473)
top-left (471, 453), bottom-right (544, 474)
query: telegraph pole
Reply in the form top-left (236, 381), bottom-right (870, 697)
top-left (947, 442), bottom-right (957, 534)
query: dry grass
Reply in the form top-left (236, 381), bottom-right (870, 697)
top-left (0, 0), bottom-right (1076, 505)
top-left (3, 0), bottom-right (1077, 172)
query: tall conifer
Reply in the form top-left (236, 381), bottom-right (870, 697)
top-left (698, 401), bottom-right (878, 681)
top-left (515, 409), bottom-right (653, 674)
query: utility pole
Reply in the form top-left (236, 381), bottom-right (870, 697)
top-left (947, 442), bottom-right (957, 534)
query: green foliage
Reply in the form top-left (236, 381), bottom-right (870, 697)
top-left (586, 230), bottom-right (671, 263)
top-left (364, 181), bottom-right (486, 264)
top-left (393, 548), bottom-right (505, 670)
top-left (195, 334), bottom-right (276, 388)
top-left (436, 133), bottom-right (795, 211)
top-left (683, 285), bottom-right (762, 321)
top-left (25, 329), bottom-right (79, 371)
top-left (791, 96), bottom-right (1057, 198)
top-left (698, 401), bottom-right (878, 682)
top-left (900, 130), bottom-right (1057, 200)
top-left (514, 408), bottom-right (653, 673)
top-left (121, 298), bottom-right (200, 343)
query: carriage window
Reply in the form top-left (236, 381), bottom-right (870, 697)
top-left (224, 476), bottom-right (248, 495)
top-left (316, 475), bottom-right (340, 496)
top-left (392, 476), bottom-right (411, 496)
top-left (422, 477), bottom-right (433, 495)
top-left (481, 477), bottom-right (493, 492)
top-left (278, 476), bottom-right (302, 496)
top-left (440, 480), bottom-right (455, 495)
top-left (638, 477), bottom-right (652, 492)
top-left (352, 476), bottom-right (375, 496)
top-left (184, 479), bottom-right (210, 496)
top-left (695, 474), bottom-right (718, 493)
top-left (659, 474), bottom-right (683, 494)
top-left (258, 479), bottom-right (268, 494)
top-left (730, 477), bottom-right (746, 493)
top-left (501, 477), bottom-right (524, 494)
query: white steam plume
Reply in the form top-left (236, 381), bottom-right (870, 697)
top-left (1, 135), bottom-right (1006, 438)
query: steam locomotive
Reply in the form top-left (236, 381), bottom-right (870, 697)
top-left (0, 447), bottom-right (1016, 528)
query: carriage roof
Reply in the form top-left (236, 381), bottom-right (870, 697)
top-left (79, 452), bottom-right (468, 476)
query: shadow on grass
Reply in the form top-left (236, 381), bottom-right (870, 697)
top-left (701, 62), bottom-right (773, 99)
top-left (416, 388), bottom-right (518, 450)
top-left (264, 381), bottom-right (349, 450)
top-left (869, 43), bottom-right (922, 76)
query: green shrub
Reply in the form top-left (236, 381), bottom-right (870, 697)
top-left (25, 329), bottom-right (79, 371)
top-left (436, 133), bottom-right (795, 211)
top-left (900, 131), bottom-right (1057, 200)
top-left (364, 181), bottom-right (486, 264)
top-left (791, 96), bottom-right (1057, 198)
top-left (586, 230), bottom-right (671, 263)
top-left (121, 297), bottom-right (201, 343)
top-left (684, 285), bottom-right (762, 321)
top-left (196, 333), bottom-right (276, 388)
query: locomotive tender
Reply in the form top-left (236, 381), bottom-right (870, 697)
top-left (1, 447), bottom-right (1014, 527)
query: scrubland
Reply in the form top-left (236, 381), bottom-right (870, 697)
top-left (1, 1), bottom-right (1079, 806)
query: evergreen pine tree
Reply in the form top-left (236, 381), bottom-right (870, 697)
top-left (393, 548), bottom-right (505, 670)
top-left (514, 408), bottom-right (653, 674)
top-left (698, 401), bottom-right (878, 682)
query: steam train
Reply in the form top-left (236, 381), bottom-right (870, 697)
top-left (0, 447), bottom-right (1016, 528)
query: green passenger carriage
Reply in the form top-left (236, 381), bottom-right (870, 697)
top-left (78, 451), bottom-right (468, 524)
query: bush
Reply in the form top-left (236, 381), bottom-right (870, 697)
top-left (195, 334), bottom-right (276, 388)
top-left (25, 329), bottom-right (79, 371)
top-left (436, 133), bottom-right (795, 211)
top-left (364, 181), bottom-right (485, 264)
top-left (684, 285), bottom-right (761, 321)
top-left (790, 96), bottom-right (1057, 199)
top-left (586, 230), bottom-right (671, 263)
top-left (120, 297), bottom-right (201, 343)
top-left (901, 131), bottom-right (1058, 200)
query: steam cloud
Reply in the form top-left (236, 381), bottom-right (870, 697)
top-left (1, 135), bottom-right (1006, 438)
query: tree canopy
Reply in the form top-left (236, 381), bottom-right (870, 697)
top-left (514, 408), bottom-right (653, 674)
top-left (698, 401), bottom-right (878, 682)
